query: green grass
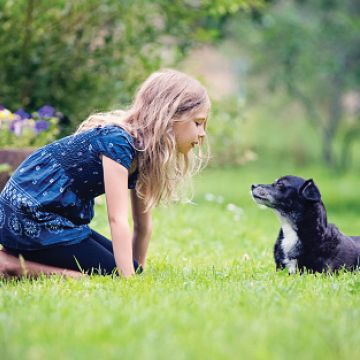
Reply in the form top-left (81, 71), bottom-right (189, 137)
top-left (1, 162), bottom-right (360, 360)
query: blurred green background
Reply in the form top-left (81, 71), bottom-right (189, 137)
top-left (1, 0), bottom-right (359, 170)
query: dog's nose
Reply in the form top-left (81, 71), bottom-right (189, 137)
top-left (251, 184), bottom-right (258, 190)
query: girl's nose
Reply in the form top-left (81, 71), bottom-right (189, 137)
top-left (198, 124), bottom-right (206, 137)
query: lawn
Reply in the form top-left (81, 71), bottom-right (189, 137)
top-left (1, 161), bottom-right (359, 360)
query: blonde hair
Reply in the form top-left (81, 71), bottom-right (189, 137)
top-left (76, 69), bottom-right (211, 210)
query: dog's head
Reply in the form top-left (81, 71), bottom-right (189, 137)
top-left (251, 175), bottom-right (321, 218)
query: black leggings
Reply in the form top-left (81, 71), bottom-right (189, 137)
top-left (7, 229), bottom-right (140, 275)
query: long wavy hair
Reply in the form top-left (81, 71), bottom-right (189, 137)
top-left (76, 69), bottom-right (211, 210)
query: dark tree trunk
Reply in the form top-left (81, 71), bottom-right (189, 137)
top-left (321, 72), bottom-right (344, 167)
top-left (0, 149), bottom-right (35, 191)
top-left (322, 130), bottom-right (334, 166)
top-left (20, 0), bottom-right (35, 106)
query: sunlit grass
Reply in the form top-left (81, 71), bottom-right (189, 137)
top-left (1, 162), bottom-right (359, 360)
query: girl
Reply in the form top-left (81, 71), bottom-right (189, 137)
top-left (0, 69), bottom-right (210, 278)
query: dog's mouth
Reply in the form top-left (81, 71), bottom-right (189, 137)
top-left (251, 186), bottom-right (276, 208)
top-left (252, 193), bottom-right (273, 206)
top-left (252, 193), bottom-right (267, 201)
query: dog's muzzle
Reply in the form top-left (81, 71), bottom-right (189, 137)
top-left (251, 184), bottom-right (275, 207)
top-left (251, 184), bottom-right (267, 199)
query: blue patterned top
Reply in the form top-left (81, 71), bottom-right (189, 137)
top-left (0, 125), bottom-right (137, 250)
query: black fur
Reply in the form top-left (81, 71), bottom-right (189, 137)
top-left (251, 175), bottom-right (360, 273)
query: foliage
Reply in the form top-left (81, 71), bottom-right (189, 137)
top-left (207, 96), bottom-right (257, 166)
top-left (225, 0), bottom-right (360, 167)
top-left (0, 105), bottom-right (60, 148)
top-left (1, 162), bottom-right (360, 359)
top-left (0, 0), bottom-right (259, 132)
top-left (0, 163), bottom-right (11, 173)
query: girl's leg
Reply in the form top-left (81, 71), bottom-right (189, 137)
top-left (4, 236), bottom-right (118, 276)
top-left (1, 230), bottom-right (141, 278)
top-left (89, 229), bottom-right (114, 253)
top-left (90, 229), bottom-right (142, 273)
top-left (0, 249), bottom-right (84, 278)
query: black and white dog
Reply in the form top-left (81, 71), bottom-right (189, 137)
top-left (251, 175), bottom-right (360, 274)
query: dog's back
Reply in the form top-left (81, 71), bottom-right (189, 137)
top-left (332, 234), bottom-right (360, 270)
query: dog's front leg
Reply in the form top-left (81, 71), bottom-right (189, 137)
top-left (284, 258), bottom-right (298, 274)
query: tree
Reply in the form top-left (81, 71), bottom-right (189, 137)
top-left (0, 0), bottom-right (258, 132)
top-left (228, 0), bottom-right (360, 166)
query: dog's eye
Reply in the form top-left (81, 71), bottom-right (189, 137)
top-left (276, 182), bottom-right (285, 190)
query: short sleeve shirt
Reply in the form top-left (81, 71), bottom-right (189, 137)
top-left (0, 125), bottom-right (137, 250)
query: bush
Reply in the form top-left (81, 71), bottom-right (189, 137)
top-left (0, 0), bottom-right (238, 131)
top-left (208, 96), bottom-right (257, 166)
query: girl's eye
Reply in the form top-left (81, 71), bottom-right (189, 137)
top-left (195, 121), bottom-right (201, 126)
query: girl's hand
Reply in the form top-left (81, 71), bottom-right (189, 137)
top-left (133, 259), bottom-right (144, 274)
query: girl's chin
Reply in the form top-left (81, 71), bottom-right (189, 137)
top-left (177, 148), bottom-right (192, 155)
top-left (175, 143), bottom-right (192, 154)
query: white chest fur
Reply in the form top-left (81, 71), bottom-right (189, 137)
top-left (277, 213), bottom-right (300, 274)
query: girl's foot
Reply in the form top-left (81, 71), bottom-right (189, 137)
top-left (0, 249), bottom-right (21, 277)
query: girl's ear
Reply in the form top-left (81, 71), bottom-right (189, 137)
top-left (300, 179), bottom-right (321, 202)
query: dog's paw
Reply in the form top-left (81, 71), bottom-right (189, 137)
top-left (285, 259), bottom-right (298, 275)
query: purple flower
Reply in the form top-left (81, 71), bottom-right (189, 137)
top-left (35, 120), bottom-right (49, 133)
top-left (15, 108), bottom-right (31, 119)
top-left (38, 105), bottom-right (55, 118)
top-left (0, 104), bottom-right (5, 110)
top-left (9, 119), bottom-right (25, 136)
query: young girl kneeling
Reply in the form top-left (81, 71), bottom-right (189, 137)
top-left (0, 69), bottom-right (210, 278)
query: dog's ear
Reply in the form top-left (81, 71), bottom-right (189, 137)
top-left (300, 179), bottom-right (321, 202)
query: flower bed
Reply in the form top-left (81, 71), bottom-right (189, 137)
top-left (0, 105), bottom-right (61, 191)
top-left (0, 105), bottom-right (60, 148)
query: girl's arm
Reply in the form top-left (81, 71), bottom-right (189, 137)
top-left (103, 155), bottom-right (134, 277)
top-left (130, 189), bottom-right (152, 268)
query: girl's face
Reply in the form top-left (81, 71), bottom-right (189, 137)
top-left (173, 108), bottom-right (207, 155)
